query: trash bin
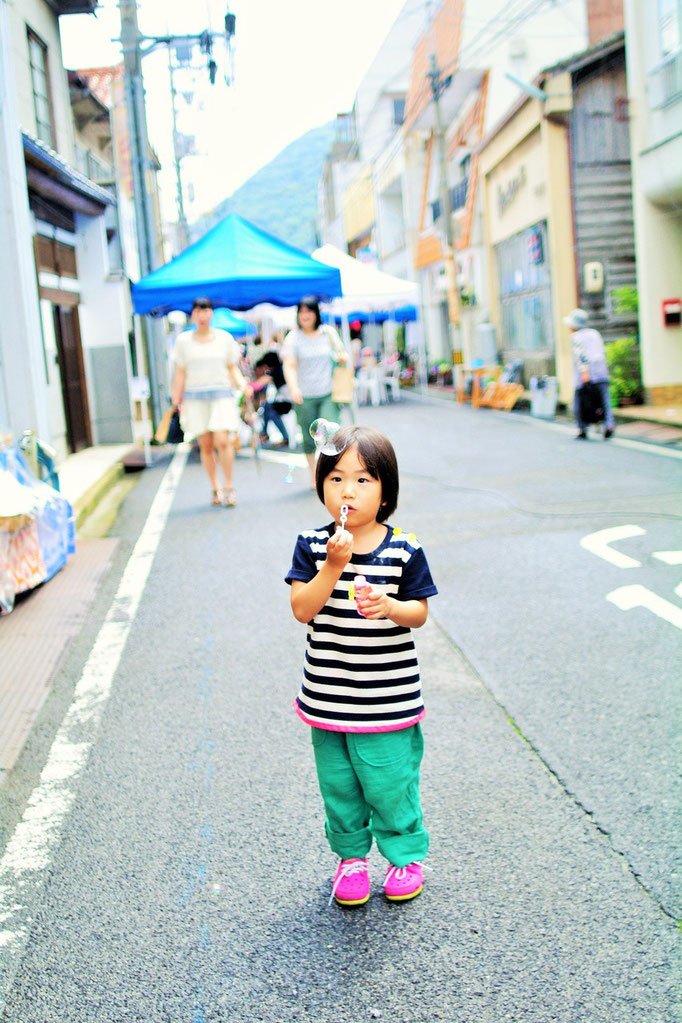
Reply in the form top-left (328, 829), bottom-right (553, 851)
top-left (530, 376), bottom-right (558, 419)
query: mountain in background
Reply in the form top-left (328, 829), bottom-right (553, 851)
top-left (190, 121), bottom-right (337, 253)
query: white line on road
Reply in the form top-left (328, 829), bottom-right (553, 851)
top-left (607, 584), bottom-right (682, 630)
top-left (0, 444), bottom-right (188, 1009)
top-left (580, 525), bottom-right (646, 568)
top-left (652, 550), bottom-right (682, 565)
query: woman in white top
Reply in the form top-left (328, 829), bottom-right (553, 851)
top-left (281, 297), bottom-right (347, 488)
top-left (172, 297), bottom-right (247, 506)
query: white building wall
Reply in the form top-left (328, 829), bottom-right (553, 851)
top-left (456, 0), bottom-right (587, 133)
top-left (0, 2), bottom-right (51, 442)
top-left (76, 212), bottom-right (134, 443)
top-left (8, 0), bottom-right (74, 158)
top-left (623, 0), bottom-right (682, 397)
top-left (354, 0), bottom-right (428, 162)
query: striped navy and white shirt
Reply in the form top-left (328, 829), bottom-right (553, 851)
top-left (285, 523), bottom-right (438, 733)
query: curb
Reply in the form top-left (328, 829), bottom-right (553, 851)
top-left (71, 462), bottom-right (124, 531)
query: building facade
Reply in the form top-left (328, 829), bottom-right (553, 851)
top-left (479, 33), bottom-right (636, 402)
top-left (0, 0), bottom-right (143, 462)
top-left (623, 0), bottom-right (682, 404)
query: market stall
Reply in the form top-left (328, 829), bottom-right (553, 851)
top-left (0, 441), bottom-right (75, 614)
top-left (132, 214), bottom-right (342, 317)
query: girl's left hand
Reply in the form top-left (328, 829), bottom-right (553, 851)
top-left (356, 587), bottom-right (392, 620)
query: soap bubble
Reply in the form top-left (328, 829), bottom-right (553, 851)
top-left (309, 418), bottom-right (341, 456)
top-left (284, 463), bottom-right (296, 484)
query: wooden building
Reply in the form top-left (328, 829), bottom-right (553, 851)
top-left (567, 33), bottom-right (638, 341)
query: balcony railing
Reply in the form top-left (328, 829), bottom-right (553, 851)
top-left (430, 177), bottom-right (469, 225)
top-left (648, 49), bottom-right (682, 109)
top-left (74, 145), bottom-right (114, 185)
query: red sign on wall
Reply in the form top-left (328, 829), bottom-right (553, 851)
top-left (662, 299), bottom-right (681, 327)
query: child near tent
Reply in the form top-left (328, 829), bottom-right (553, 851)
top-left (285, 425), bottom-right (437, 906)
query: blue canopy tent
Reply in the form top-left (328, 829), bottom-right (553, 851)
top-left (132, 214), bottom-right (342, 317)
top-left (322, 305), bottom-right (418, 325)
top-left (188, 307), bottom-right (256, 336)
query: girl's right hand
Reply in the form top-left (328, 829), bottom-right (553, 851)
top-left (325, 529), bottom-right (353, 570)
top-left (291, 386), bottom-right (303, 404)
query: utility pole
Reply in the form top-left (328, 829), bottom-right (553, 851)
top-left (119, 0), bottom-right (166, 432)
top-left (167, 47), bottom-right (189, 251)
top-left (427, 51), bottom-right (461, 364)
top-left (118, 4), bottom-right (236, 429)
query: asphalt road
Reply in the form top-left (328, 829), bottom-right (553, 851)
top-left (0, 397), bottom-right (680, 1022)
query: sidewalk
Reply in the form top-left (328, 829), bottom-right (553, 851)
top-left (0, 442), bottom-right (137, 784)
top-left (425, 384), bottom-right (682, 447)
top-left (58, 442), bottom-right (138, 529)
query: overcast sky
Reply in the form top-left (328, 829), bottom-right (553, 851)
top-left (60, 0), bottom-right (410, 221)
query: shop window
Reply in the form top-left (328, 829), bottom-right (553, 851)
top-left (496, 221), bottom-right (553, 352)
top-left (27, 28), bottom-right (55, 149)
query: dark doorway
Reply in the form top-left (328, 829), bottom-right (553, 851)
top-left (53, 304), bottom-right (91, 452)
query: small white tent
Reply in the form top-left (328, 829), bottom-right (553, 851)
top-left (311, 244), bottom-right (419, 313)
top-left (312, 245), bottom-right (425, 388)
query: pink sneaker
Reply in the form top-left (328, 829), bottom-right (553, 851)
top-left (330, 858), bottom-right (370, 906)
top-left (383, 862), bottom-right (423, 901)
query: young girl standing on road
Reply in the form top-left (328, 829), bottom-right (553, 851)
top-left (285, 425), bottom-right (437, 906)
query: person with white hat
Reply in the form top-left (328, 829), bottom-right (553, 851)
top-left (564, 308), bottom-right (615, 440)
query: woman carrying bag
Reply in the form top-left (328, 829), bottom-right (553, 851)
top-left (171, 296), bottom-right (247, 507)
top-left (282, 297), bottom-right (351, 488)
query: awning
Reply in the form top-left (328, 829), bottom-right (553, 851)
top-left (23, 132), bottom-right (114, 216)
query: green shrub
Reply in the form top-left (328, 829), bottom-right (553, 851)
top-left (606, 337), bottom-right (643, 406)
top-left (611, 285), bottom-right (639, 315)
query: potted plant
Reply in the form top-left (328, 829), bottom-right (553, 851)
top-left (437, 360), bottom-right (452, 386)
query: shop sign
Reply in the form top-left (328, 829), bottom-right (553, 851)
top-left (497, 165), bottom-right (527, 216)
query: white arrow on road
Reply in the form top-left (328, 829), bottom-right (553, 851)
top-left (607, 584), bottom-right (682, 630)
top-left (580, 525), bottom-right (646, 568)
top-left (652, 550), bottom-right (682, 564)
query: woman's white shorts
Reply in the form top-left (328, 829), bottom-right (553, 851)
top-left (180, 397), bottom-right (240, 441)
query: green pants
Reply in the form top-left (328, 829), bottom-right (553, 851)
top-left (296, 394), bottom-right (340, 454)
top-left (311, 724), bottom-right (429, 867)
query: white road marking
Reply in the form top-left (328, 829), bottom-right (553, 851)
top-left (652, 550), bottom-right (682, 565)
top-left (607, 584), bottom-right (682, 630)
top-left (0, 444), bottom-right (188, 1007)
top-left (580, 525), bottom-right (646, 568)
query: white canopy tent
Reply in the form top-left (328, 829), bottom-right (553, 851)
top-left (311, 244), bottom-right (419, 312)
top-left (312, 244), bottom-right (425, 390)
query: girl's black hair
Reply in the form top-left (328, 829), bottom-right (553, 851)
top-left (296, 296), bottom-right (322, 330)
top-left (315, 426), bottom-right (399, 523)
top-left (192, 296), bottom-right (214, 311)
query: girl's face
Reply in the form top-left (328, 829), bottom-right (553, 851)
top-left (297, 306), bottom-right (317, 332)
top-left (192, 306), bottom-right (213, 329)
top-left (323, 444), bottom-right (383, 529)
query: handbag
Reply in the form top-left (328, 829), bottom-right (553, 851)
top-left (154, 407), bottom-right (173, 444)
top-left (578, 382), bottom-right (604, 425)
top-left (166, 408), bottom-right (184, 444)
top-left (324, 326), bottom-right (354, 404)
top-left (331, 365), bottom-right (355, 404)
